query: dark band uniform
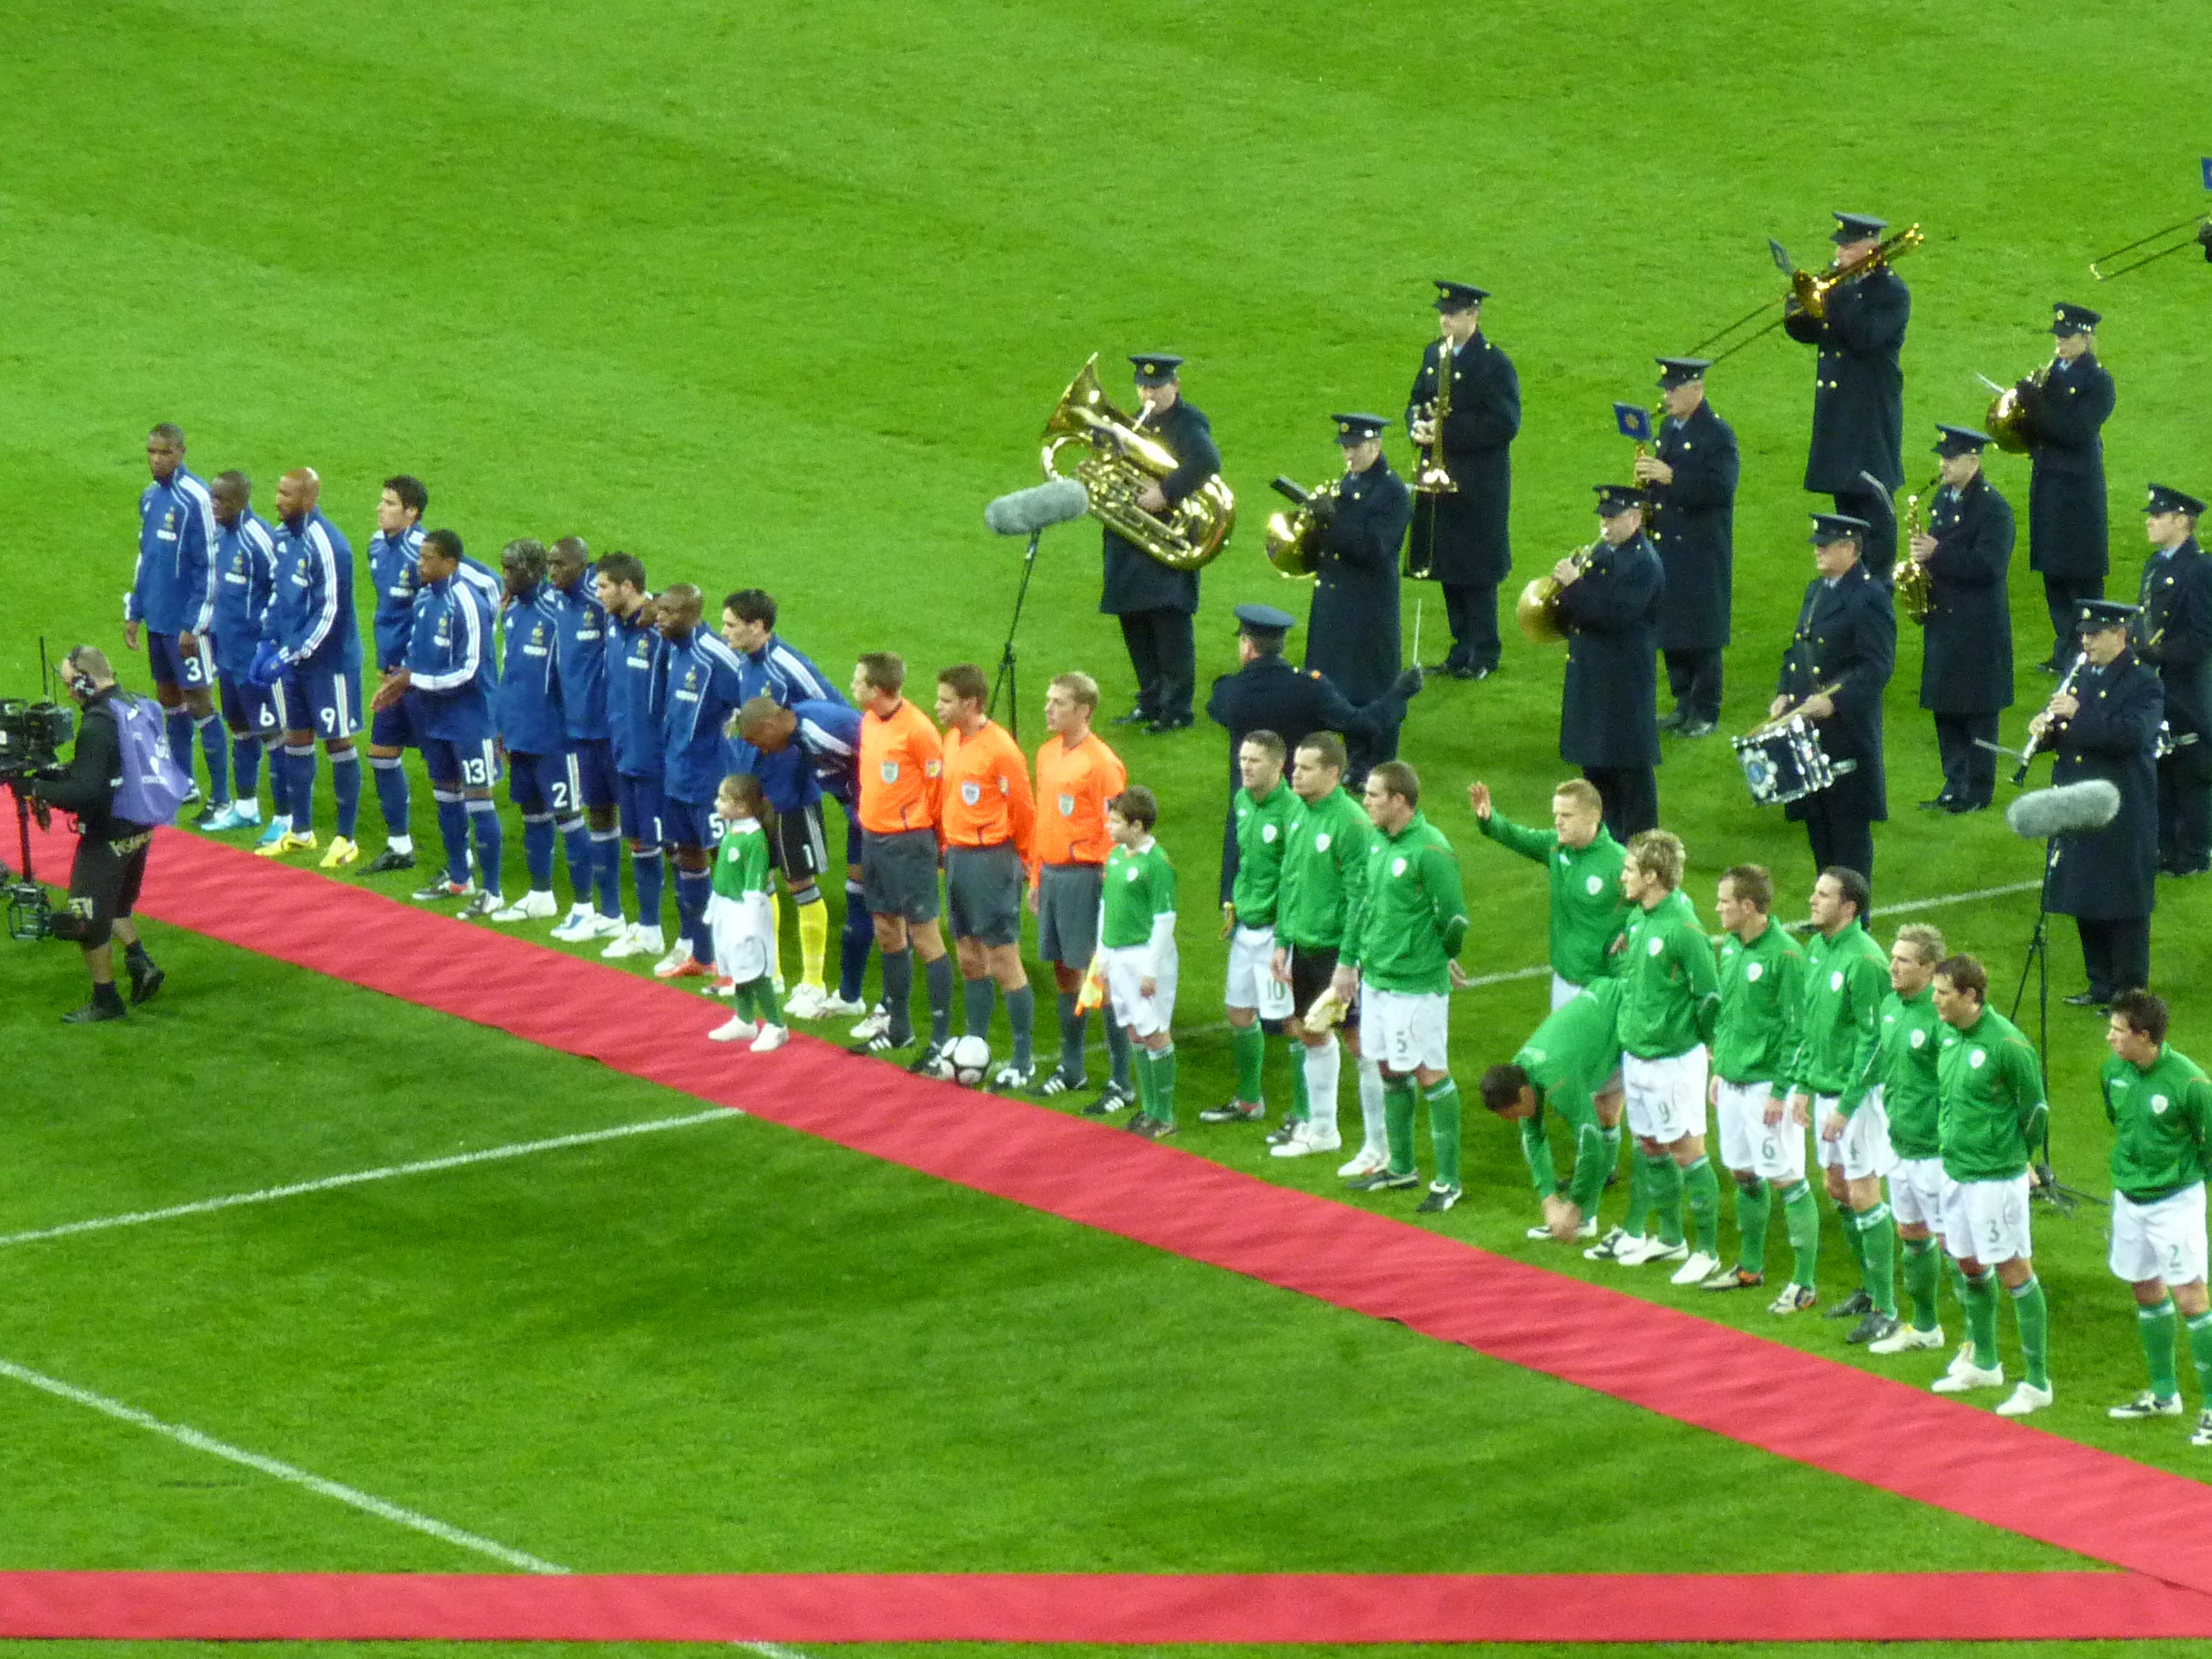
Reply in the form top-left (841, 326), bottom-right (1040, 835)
top-left (1207, 602), bottom-right (1419, 898)
top-left (1306, 413), bottom-right (1413, 773)
top-left (1647, 358), bottom-right (1738, 732)
top-left (1777, 514), bottom-right (1895, 886)
top-left (2021, 303), bottom-right (2115, 666)
top-left (1102, 353), bottom-right (1220, 731)
top-left (29, 686), bottom-right (155, 950)
top-left (1783, 213), bottom-right (1909, 581)
top-left (2049, 601), bottom-right (2161, 1002)
top-left (2134, 484), bottom-right (2212, 875)
top-left (1405, 279), bottom-right (1520, 677)
top-left (1559, 485), bottom-right (1663, 839)
top-left (1915, 426), bottom-right (2014, 811)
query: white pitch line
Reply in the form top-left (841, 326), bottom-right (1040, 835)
top-left (0, 1356), bottom-right (569, 1573)
top-left (0, 1109), bottom-right (737, 1251)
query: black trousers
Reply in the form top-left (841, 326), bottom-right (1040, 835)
top-left (1117, 609), bottom-right (1195, 723)
top-left (1344, 716), bottom-right (1402, 790)
top-left (1582, 766), bottom-right (1658, 842)
top-left (2158, 748), bottom-right (2212, 872)
top-left (1933, 711), bottom-right (1999, 807)
top-left (1440, 582), bottom-right (1502, 674)
top-left (1832, 485), bottom-right (1897, 583)
top-left (1800, 798), bottom-right (1875, 900)
top-left (1663, 648), bottom-right (1723, 724)
top-left (2041, 573), bottom-right (2102, 664)
top-left (2075, 915), bottom-right (2152, 1001)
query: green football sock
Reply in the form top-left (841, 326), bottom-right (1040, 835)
top-left (1130, 1044), bottom-right (1158, 1118)
top-left (1858, 1202), bottom-right (1897, 1318)
top-left (1287, 1042), bottom-right (1311, 1123)
top-left (1383, 1077), bottom-right (1419, 1176)
top-left (1733, 1177), bottom-right (1770, 1274)
top-left (1681, 1156), bottom-right (1719, 1256)
top-left (1902, 1236), bottom-right (1942, 1332)
top-left (1838, 1199), bottom-right (1866, 1272)
top-left (1149, 1044), bottom-right (1178, 1127)
top-left (2011, 1273), bottom-right (2050, 1390)
top-left (1620, 1139), bottom-right (1649, 1240)
top-left (2139, 1298), bottom-right (2180, 1402)
top-left (2186, 1310), bottom-right (2212, 1397)
top-left (1962, 1270), bottom-right (2000, 1371)
top-left (1231, 1024), bottom-right (1265, 1105)
top-left (1599, 1126), bottom-right (1624, 1228)
top-left (1781, 1179), bottom-right (1821, 1290)
top-left (1645, 1152), bottom-right (1684, 1248)
top-left (1424, 1077), bottom-right (1462, 1189)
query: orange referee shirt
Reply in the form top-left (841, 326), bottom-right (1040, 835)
top-left (858, 697), bottom-right (944, 833)
top-left (1029, 729), bottom-right (1127, 880)
top-left (941, 719), bottom-right (1035, 855)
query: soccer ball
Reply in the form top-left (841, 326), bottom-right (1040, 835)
top-left (947, 1034), bottom-right (994, 1087)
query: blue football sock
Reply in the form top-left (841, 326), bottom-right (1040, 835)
top-left (676, 866), bottom-right (714, 962)
top-left (330, 750), bottom-right (361, 838)
top-left (558, 817), bottom-right (594, 907)
top-left (632, 844), bottom-right (664, 930)
top-left (195, 715), bottom-right (230, 804)
top-left (839, 879), bottom-right (873, 1001)
top-left (466, 798), bottom-right (503, 893)
top-left (591, 830), bottom-right (622, 915)
top-left (371, 754), bottom-right (411, 840)
top-left (232, 734), bottom-right (263, 798)
top-left (434, 791), bottom-right (471, 885)
top-left (285, 744), bottom-right (316, 832)
top-left (165, 709), bottom-right (195, 779)
top-left (522, 814), bottom-right (555, 890)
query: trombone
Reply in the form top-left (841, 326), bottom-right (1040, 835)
top-left (2090, 212), bottom-right (2212, 280)
top-left (1685, 226), bottom-right (1923, 366)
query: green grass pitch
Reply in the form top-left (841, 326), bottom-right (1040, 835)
top-left (8, 0), bottom-right (2212, 1654)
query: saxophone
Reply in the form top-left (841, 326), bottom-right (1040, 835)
top-left (1896, 472), bottom-right (1942, 625)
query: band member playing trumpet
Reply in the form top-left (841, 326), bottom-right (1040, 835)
top-left (1783, 213), bottom-right (1909, 582)
top-left (1559, 485), bottom-right (1663, 839)
top-left (2021, 303), bottom-right (2115, 672)
top-left (1103, 353), bottom-right (1219, 735)
top-left (2037, 601), bottom-right (2161, 1008)
top-left (1306, 414), bottom-right (1414, 777)
top-left (1907, 424), bottom-right (2014, 814)
top-left (1407, 280), bottom-right (1520, 680)
top-left (1640, 357), bottom-right (1739, 737)
top-left (2137, 485), bottom-right (2212, 877)
top-left (1772, 514), bottom-right (1895, 890)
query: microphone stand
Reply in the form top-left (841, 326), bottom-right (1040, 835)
top-left (2005, 833), bottom-right (2101, 1215)
top-left (987, 529), bottom-right (1043, 746)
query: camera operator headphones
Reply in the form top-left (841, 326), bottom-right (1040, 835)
top-left (64, 648), bottom-right (96, 700)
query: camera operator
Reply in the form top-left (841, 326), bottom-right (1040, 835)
top-left (31, 646), bottom-right (165, 1022)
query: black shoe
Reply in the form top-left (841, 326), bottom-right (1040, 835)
top-left (192, 800), bottom-right (227, 828)
top-left (364, 847), bottom-right (416, 874)
top-left (1143, 715), bottom-right (1192, 735)
top-left (1425, 659), bottom-right (1459, 675)
top-left (1676, 719), bottom-right (1717, 739)
top-left (63, 988), bottom-right (127, 1024)
top-left (2168, 862), bottom-right (2211, 880)
top-left (1083, 1081), bottom-right (1135, 1117)
top-left (1824, 1287), bottom-right (1872, 1320)
top-left (1916, 796), bottom-right (1954, 812)
top-left (2063, 989), bottom-right (2108, 1008)
top-left (1199, 1099), bottom-right (1264, 1123)
top-left (1108, 709), bottom-right (1151, 728)
top-left (1415, 1184), bottom-right (1463, 1213)
top-left (126, 960), bottom-right (165, 1007)
top-left (1944, 798), bottom-right (1989, 814)
top-left (849, 1033), bottom-right (913, 1057)
top-left (1847, 1310), bottom-right (1901, 1346)
top-left (2033, 658), bottom-right (2063, 677)
top-left (1657, 708), bottom-right (1688, 733)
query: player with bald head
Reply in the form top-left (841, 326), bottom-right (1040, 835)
top-left (254, 467), bottom-right (365, 867)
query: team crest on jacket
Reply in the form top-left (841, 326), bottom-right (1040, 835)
top-left (1315, 832), bottom-right (1332, 850)
top-left (1262, 824), bottom-right (1277, 842)
top-left (1745, 963), bottom-right (1763, 982)
top-left (1125, 866), bottom-right (1141, 882)
top-left (1648, 937), bottom-right (1664, 957)
top-left (880, 761), bottom-right (899, 782)
top-left (1058, 791), bottom-right (1075, 817)
top-left (1391, 856), bottom-right (1408, 877)
top-left (960, 780), bottom-right (982, 806)
top-left (1968, 1050), bottom-right (1987, 1070)
top-left (1585, 874), bottom-right (1604, 894)
top-left (2153, 1094), bottom-right (2171, 1116)
top-left (1910, 1029), bottom-right (1927, 1048)
top-left (1830, 970), bottom-right (1845, 990)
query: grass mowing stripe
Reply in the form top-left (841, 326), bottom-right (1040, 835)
top-left (0, 1358), bottom-right (568, 1575)
top-left (0, 1109), bottom-right (737, 1251)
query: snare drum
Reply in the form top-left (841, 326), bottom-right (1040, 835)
top-left (1732, 717), bottom-right (1837, 806)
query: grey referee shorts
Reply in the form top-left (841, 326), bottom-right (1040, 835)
top-left (861, 825), bottom-right (940, 922)
top-left (946, 841), bottom-right (1024, 947)
top-left (1036, 860), bottom-right (1104, 966)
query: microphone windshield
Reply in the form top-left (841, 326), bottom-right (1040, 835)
top-left (2006, 779), bottom-right (2120, 840)
top-left (985, 479), bottom-right (1090, 537)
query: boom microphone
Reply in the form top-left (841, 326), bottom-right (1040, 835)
top-left (2006, 779), bottom-right (2120, 841)
top-left (985, 478), bottom-right (1090, 537)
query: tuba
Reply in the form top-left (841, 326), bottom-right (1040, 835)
top-left (1985, 365), bottom-right (2046, 454)
top-left (1262, 475), bottom-right (1338, 580)
top-left (1895, 471), bottom-right (1942, 625)
top-left (1041, 356), bottom-right (1236, 571)
top-left (1514, 542), bottom-right (1598, 645)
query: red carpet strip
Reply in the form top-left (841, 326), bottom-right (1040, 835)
top-left (29, 825), bottom-right (2212, 1635)
top-left (6, 1568), bottom-right (2212, 1643)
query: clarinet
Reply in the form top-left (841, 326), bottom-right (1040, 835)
top-left (2012, 650), bottom-right (2088, 785)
